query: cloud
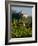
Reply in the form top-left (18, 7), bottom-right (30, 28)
top-left (11, 6), bottom-right (32, 15)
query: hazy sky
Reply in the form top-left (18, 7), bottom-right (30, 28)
top-left (11, 6), bottom-right (32, 15)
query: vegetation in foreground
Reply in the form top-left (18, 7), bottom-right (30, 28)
top-left (10, 12), bottom-right (32, 38)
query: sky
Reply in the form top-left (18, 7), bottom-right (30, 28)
top-left (11, 6), bottom-right (32, 15)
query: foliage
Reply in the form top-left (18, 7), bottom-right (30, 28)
top-left (10, 12), bottom-right (32, 38)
